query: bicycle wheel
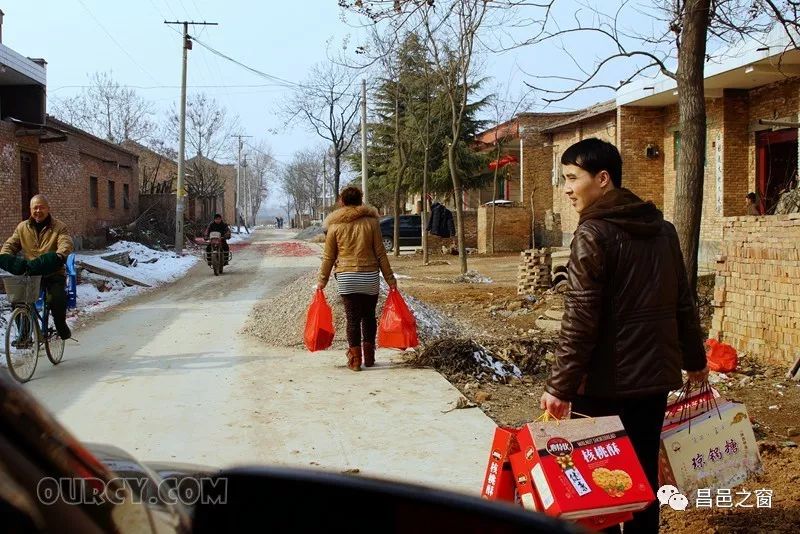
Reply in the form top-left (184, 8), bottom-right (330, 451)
top-left (4, 307), bottom-right (39, 383)
top-left (44, 307), bottom-right (65, 365)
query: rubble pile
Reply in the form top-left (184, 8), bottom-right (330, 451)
top-left (483, 336), bottom-right (558, 375)
top-left (408, 338), bottom-right (521, 382)
top-left (452, 270), bottom-right (493, 284)
top-left (294, 225), bottom-right (324, 241)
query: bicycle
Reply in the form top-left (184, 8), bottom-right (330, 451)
top-left (1, 274), bottom-right (65, 383)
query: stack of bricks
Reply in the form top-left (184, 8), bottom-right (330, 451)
top-left (709, 215), bottom-right (800, 366)
top-left (517, 248), bottom-right (552, 295)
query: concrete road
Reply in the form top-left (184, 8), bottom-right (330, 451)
top-left (26, 229), bottom-right (496, 495)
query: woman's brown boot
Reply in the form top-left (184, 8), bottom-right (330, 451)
top-left (346, 346), bottom-right (362, 371)
top-left (363, 343), bottom-right (375, 368)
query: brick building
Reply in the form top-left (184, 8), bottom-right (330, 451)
top-left (470, 35), bottom-right (800, 365)
top-left (472, 38), bottom-right (799, 266)
top-left (0, 40), bottom-right (139, 249)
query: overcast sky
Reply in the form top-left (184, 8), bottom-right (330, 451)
top-left (4, 1), bottom-right (657, 214)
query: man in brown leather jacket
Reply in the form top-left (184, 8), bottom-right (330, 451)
top-left (540, 138), bottom-right (707, 533)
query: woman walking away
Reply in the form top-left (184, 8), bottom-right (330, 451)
top-left (317, 187), bottom-right (397, 371)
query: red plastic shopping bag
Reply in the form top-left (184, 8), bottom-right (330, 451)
top-left (705, 339), bottom-right (737, 373)
top-left (378, 287), bottom-right (419, 349)
top-left (304, 289), bottom-right (335, 352)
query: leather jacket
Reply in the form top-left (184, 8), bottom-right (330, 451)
top-left (546, 188), bottom-right (706, 401)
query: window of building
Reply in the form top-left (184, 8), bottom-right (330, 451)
top-left (108, 180), bottom-right (116, 209)
top-left (123, 183), bottom-right (130, 210)
top-left (757, 128), bottom-right (799, 215)
top-left (90, 177), bottom-right (98, 208)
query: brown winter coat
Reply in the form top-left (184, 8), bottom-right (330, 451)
top-left (1, 217), bottom-right (74, 275)
top-left (545, 188), bottom-right (706, 401)
top-left (318, 205), bottom-right (396, 287)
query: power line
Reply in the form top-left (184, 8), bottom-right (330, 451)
top-left (50, 83), bottom-right (300, 92)
top-left (189, 36), bottom-right (308, 90)
top-left (76, 0), bottom-right (160, 84)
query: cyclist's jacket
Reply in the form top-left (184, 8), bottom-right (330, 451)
top-left (1, 216), bottom-right (73, 276)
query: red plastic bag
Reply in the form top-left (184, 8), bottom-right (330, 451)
top-left (378, 288), bottom-right (419, 349)
top-left (705, 339), bottom-right (737, 373)
top-left (304, 289), bottom-right (335, 352)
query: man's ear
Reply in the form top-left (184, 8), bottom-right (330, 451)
top-left (597, 170), bottom-right (612, 189)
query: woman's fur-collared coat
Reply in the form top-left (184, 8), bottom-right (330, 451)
top-left (318, 205), bottom-right (395, 287)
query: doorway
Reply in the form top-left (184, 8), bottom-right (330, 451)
top-left (757, 129), bottom-right (799, 214)
top-left (20, 151), bottom-right (38, 220)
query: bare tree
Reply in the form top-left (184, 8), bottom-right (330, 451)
top-left (243, 141), bottom-right (277, 225)
top-left (280, 149), bottom-right (326, 228)
top-left (167, 93), bottom-right (240, 220)
top-left (419, 0), bottom-right (493, 274)
top-left (284, 62), bottom-right (361, 196)
top-left (51, 71), bottom-right (154, 143)
top-left (507, 0), bottom-right (799, 291)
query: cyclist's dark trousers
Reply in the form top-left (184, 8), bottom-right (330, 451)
top-left (43, 275), bottom-right (69, 338)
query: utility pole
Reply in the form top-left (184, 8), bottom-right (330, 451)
top-left (322, 153), bottom-right (327, 219)
top-left (231, 134), bottom-right (252, 229)
top-left (165, 19), bottom-right (218, 252)
top-left (360, 79), bottom-right (368, 204)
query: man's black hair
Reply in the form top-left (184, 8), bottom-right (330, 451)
top-left (746, 192), bottom-right (757, 202)
top-left (214, 213), bottom-right (222, 218)
top-left (560, 138), bottom-right (623, 188)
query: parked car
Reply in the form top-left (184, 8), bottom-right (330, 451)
top-left (0, 369), bottom-right (579, 533)
top-left (379, 214), bottom-right (422, 251)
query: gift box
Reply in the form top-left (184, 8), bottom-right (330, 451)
top-left (515, 416), bottom-right (655, 520)
top-left (663, 384), bottom-right (724, 432)
top-left (511, 448), bottom-right (633, 532)
top-left (509, 451), bottom-right (541, 512)
top-left (480, 427), bottom-right (517, 502)
top-left (659, 401), bottom-right (762, 499)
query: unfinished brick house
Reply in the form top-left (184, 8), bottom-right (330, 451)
top-left (0, 40), bottom-right (138, 249)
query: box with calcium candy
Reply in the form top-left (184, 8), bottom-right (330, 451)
top-left (516, 416), bottom-right (655, 520)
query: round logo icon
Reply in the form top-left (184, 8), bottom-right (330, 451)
top-left (546, 437), bottom-right (573, 456)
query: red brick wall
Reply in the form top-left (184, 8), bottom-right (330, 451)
top-left (617, 106), bottom-right (665, 207)
top-left (710, 216), bottom-right (800, 366)
top-left (0, 121), bottom-right (23, 241)
top-left (549, 113), bottom-right (618, 244)
top-left (722, 90), bottom-right (751, 216)
top-left (0, 118), bottom-right (139, 249)
top-left (477, 205), bottom-right (531, 253)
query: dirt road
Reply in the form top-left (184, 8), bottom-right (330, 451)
top-left (24, 229), bottom-right (494, 495)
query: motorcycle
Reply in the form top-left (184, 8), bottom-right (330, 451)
top-left (205, 232), bottom-right (231, 276)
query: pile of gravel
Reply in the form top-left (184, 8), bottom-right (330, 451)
top-left (241, 270), bottom-right (459, 350)
top-left (294, 226), bottom-right (324, 241)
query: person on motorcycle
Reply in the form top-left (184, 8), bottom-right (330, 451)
top-left (204, 214), bottom-right (231, 265)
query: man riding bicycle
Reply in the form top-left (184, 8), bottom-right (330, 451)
top-left (1, 195), bottom-right (74, 340)
top-left (204, 214), bottom-right (231, 265)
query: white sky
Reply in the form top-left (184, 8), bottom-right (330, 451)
top-left (3, 1), bottom-right (658, 213)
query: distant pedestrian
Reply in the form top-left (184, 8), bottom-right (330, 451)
top-left (317, 186), bottom-right (396, 371)
top-left (745, 192), bottom-right (761, 216)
